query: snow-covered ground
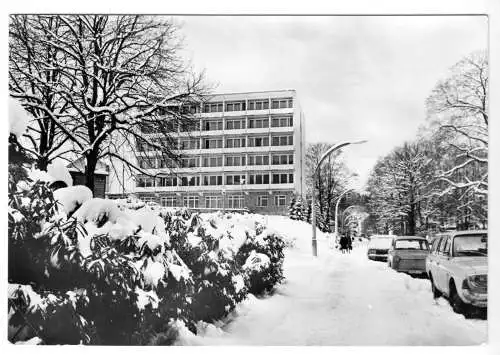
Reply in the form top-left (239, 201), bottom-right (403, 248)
top-left (177, 216), bottom-right (487, 346)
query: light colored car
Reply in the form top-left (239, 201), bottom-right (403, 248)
top-left (426, 230), bottom-right (487, 314)
top-left (387, 236), bottom-right (429, 275)
top-left (367, 235), bottom-right (394, 261)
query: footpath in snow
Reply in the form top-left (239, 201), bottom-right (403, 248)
top-left (178, 216), bottom-right (487, 346)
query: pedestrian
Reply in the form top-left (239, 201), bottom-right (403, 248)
top-left (340, 235), bottom-right (348, 253)
top-left (347, 235), bottom-right (353, 253)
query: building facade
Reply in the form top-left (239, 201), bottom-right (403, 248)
top-left (108, 89), bottom-right (306, 215)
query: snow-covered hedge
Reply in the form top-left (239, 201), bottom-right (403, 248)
top-left (8, 171), bottom-right (286, 344)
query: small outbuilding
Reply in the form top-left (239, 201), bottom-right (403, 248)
top-left (67, 158), bottom-right (109, 198)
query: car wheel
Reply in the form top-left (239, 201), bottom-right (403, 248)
top-left (430, 274), bottom-right (441, 299)
top-left (449, 282), bottom-right (467, 315)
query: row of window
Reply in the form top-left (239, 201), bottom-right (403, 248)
top-left (150, 194), bottom-right (288, 208)
top-left (202, 116), bottom-right (293, 131)
top-left (176, 135), bottom-right (294, 151)
top-left (201, 98), bottom-right (293, 113)
top-left (136, 172), bottom-right (294, 188)
top-left (137, 153), bottom-right (294, 169)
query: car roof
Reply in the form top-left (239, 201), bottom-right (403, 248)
top-left (394, 236), bottom-right (427, 240)
top-left (435, 230), bottom-right (487, 238)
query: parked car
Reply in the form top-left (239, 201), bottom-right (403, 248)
top-left (367, 235), bottom-right (394, 261)
top-left (387, 236), bottom-right (429, 275)
top-left (426, 230), bottom-right (487, 315)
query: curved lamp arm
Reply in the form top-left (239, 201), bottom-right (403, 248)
top-left (314, 140), bottom-right (368, 177)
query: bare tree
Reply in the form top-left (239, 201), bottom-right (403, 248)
top-left (9, 16), bottom-right (73, 170)
top-left (305, 143), bottom-right (352, 232)
top-left (366, 141), bottom-right (434, 235)
top-left (425, 50), bottom-right (488, 228)
top-left (9, 15), bottom-right (208, 193)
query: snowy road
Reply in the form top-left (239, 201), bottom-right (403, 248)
top-left (179, 216), bottom-right (487, 346)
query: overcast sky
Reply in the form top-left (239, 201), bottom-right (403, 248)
top-left (177, 15), bottom-right (487, 187)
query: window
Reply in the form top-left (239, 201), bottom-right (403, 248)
top-left (431, 237), bottom-right (441, 253)
top-left (271, 154), bottom-right (293, 165)
top-left (158, 176), bottom-right (177, 187)
top-left (248, 136), bottom-right (269, 147)
top-left (203, 138), bottom-right (223, 149)
top-left (394, 239), bottom-right (429, 250)
top-left (136, 176), bottom-right (155, 188)
top-left (203, 120), bottom-right (223, 131)
top-left (271, 173), bottom-right (292, 184)
top-left (202, 156), bottom-right (223, 167)
top-left (453, 234), bottom-right (488, 257)
top-left (158, 158), bottom-right (176, 169)
top-left (248, 154), bottom-right (269, 166)
top-left (257, 195), bottom-right (268, 207)
top-left (227, 195), bottom-right (245, 209)
top-left (226, 174), bottom-right (246, 185)
top-left (179, 139), bottom-right (200, 150)
top-left (180, 157), bottom-right (199, 168)
top-left (161, 197), bottom-right (177, 207)
top-left (438, 237), bottom-right (449, 255)
top-left (226, 119), bottom-right (246, 130)
top-left (248, 117), bottom-right (269, 129)
top-left (203, 175), bottom-right (223, 186)
top-left (226, 156), bottom-right (246, 166)
top-left (274, 195), bottom-right (287, 206)
top-left (225, 101), bottom-right (246, 112)
top-left (183, 196), bottom-right (199, 208)
top-left (180, 120), bottom-right (201, 132)
top-left (203, 102), bottom-right (223, 113)
top-left (271, 116), bottom-right (293, 127)
top-left (248, 99), bottom-right (270, 110)
top-left (271, 98), bottom-right (293, 109)
top-left (138, 157), bottom-right (156, 169)
top-left (205, 196), bottom-right (223, 209)
top-left (180, 176), bottom-right (199, 186)
top-left (226, 137), bottom-right (246, 148)
top-left (249, 173), bottom-right (269, 185)
top-left (141, 196), bottom-right (156, 204)
top-left (271, 135), bottom-right (293, 146)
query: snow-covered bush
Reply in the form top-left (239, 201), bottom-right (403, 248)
top-left (236, 228), bottom-right (286, 295)
top-left (161, 210), bottom-right (247, 326)
top-left (9, 154), bottom-right (287, 345)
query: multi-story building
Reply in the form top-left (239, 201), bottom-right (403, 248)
top-left (108, 89), bottom-right (306, 215)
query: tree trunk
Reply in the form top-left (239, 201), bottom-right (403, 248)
top-left (85, 151), bottom-right (98, 194)
top-left (36, 156), bottom-right (49, 171)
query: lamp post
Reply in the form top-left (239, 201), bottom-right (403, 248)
top-left (311, 140), bottom-right (367, 256)
top-left (334, 188), bottom-right (354, 241)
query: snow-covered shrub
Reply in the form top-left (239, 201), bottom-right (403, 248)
top-left (9, 154), bottom-right (288, 345)
top-left (236, 228), bottom-right (286, 295)
top-left (162, 210), bottom-right (247, 326)
top-left (53, 185), bottom-right (93, 216)
top-left (289, 195), bottom-right (306, 221)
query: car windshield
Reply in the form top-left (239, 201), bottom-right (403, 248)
top-left (395, 239), bottom-right (428, 250)
top-left (453, 234), bottom-right (487, 257)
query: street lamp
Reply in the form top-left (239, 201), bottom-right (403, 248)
top-left (311, 140), bottom-right (367, 256)
top-left (334, 188), bottom-right (353, 241)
